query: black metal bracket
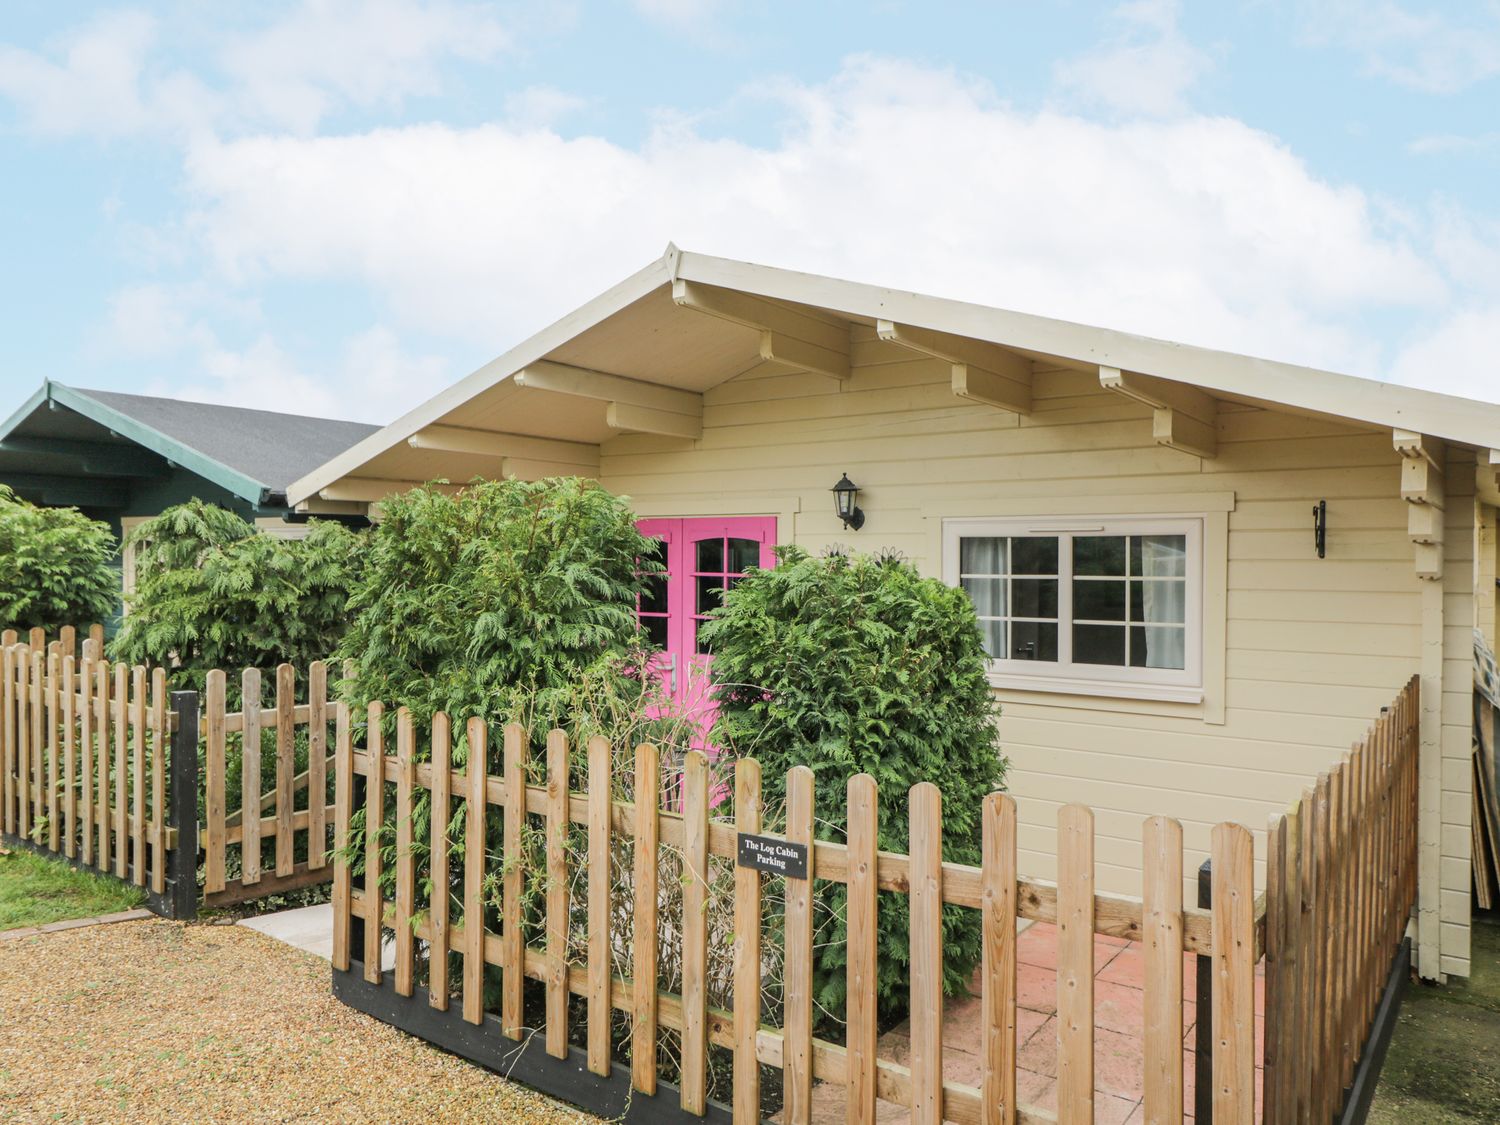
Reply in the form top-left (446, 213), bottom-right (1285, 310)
top-left (1314, 499), bottom-right (1328, 558)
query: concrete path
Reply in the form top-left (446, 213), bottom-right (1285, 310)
top-left (238, 902), bottom-right (395, 971)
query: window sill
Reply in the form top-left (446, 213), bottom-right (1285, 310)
top-left (985, 672), bottom-right (1204, 706)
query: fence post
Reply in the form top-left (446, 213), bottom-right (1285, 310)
top-left (167, 690), bottom-right (199, 920)
top-left (1195, 857), bottom-right (1213, 1125)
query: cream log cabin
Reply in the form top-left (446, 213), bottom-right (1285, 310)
top-left (289, 246), bottom-right (1500, 982)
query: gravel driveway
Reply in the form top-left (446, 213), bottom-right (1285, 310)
top-left (0, 917), bottom-right (599, 1124)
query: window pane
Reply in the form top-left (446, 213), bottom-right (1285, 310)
top-left (961, 537), bottom-right (1007, 575)
top-left (1010, 621), bottom-right (1057, 662)
top-left (1074, 535), bottom-right (1126, 576)
top-left (1011, 578), bottom-right (1058, 619)
top-left (642, 615), bottom-right (668, 648)
top-left (1074, 623), bottom-right (1126, 666)
top-left (696, 576), bottom-right (723, 613)
top-left (1011, 537), bottom-right (1058, 575)
top-left (963, 577), bottom-right (1005, 617)
top-left (1140, 578), bottom-right (1187, 625)
top-left (1129, 580), bottom-right (1144, 622)
top-left (696, 538), bottom-right (724, 573)
top-left (1138, 534), bottom-right (1187, 578)
top-left (980, 619), bottom-right (1006, 659)
top-left (696, 620), bottom-right (712, 654)
top-left (641, 574), bottom-right (668, 615)
top-left (1074, 579), bottom-right (1127, 621)
top-left (728, 537), bottom-right (760, 573)
top-left (1133, 625), bottom-right (1186, 669)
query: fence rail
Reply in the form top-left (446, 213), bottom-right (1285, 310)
top-left (1262, 676), bottom-right (1420, 1125)
top-left (332, 705), bottom-right (1266, 1125)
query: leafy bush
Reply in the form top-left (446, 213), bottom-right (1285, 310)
top-left (338, 477), bottom-right (660, 740)
top-left (109, 500), bottom-right (364, 691)
top-left (700, 546), bottom-right (1006, 1025)
top-left (0, 485), bottom-right (117, 634)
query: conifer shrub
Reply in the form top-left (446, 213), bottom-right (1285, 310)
top-left (0, 486), bottom-right (117, 634)
top-left (109, 500), bottom-right (364, 691)
top-left (699, 546), bottom-right (1006, 1025)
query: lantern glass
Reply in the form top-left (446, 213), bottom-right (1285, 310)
top-left (832, 473), bottom-right (863, 529)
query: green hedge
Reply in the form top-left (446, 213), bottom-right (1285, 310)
top-left (0, 486), bottom-right (116, 634)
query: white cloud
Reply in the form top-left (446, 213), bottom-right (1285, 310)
top-left (633, 0), bottom-right (728, 32)
top-left (503, 85), bottom-right (589, 130)
top-left (1054, 0), bottom-right (1213, 118)
top-left (1408, 131), bottom-right (1500, 154)
top-left (1299, 1), bottom-right (1500, 94)
top-left (173, 54), bottom-right (1441, 404)
top-left (0, 1), bottom-right (509, 138)
top-left (1390, 308), bottom-right (1500, 400)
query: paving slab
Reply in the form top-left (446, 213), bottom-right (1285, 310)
top-left (238, 902), bottom-right (396, 970)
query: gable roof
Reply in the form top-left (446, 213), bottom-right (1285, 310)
top-left (286, 245), bottom-right (1500, 507)
top-left (0, 381), bottom-right (380, 507)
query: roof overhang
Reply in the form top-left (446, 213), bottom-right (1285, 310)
top-left (286, 245), bottom-right (1500, 509)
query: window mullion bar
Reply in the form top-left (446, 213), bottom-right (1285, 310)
top-left (1059, 533), bottom-right (1073, 669)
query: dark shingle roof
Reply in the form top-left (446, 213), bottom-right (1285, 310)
top-left (75, 389), bottom-right (380, 495)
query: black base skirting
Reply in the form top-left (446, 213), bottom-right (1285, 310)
top-left (1, 830), bottom-right (189, 919)
top-left (1337, 936), bottom-right (1412, 1125)
top-left (334, 962), bottom-right (737, 1124)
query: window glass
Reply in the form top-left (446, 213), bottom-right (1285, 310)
top-left (1011, 537), bottom-right (1058, 575)
top-left (1011, 621), bottom-right (1058, 661)
top-left (696, 538), bottom-right (723, 573)
top-left (727, 538), bottom-right (760, 573)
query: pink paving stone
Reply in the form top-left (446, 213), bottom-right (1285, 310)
top-left (1093, 978), bottom-right (1147, 1036)
top-left (1017, 960), bottom-right (1058, 1014)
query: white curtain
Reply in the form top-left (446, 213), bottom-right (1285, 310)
top-left (1140, 535), bottom-right (1187, 670)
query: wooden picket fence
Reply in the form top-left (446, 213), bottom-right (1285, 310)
top-left (201, 662), bottom-right (336, 907)
top-left (0, 627), bottom-right (195, 916)
top-left (331, 705), bottom-right (1267, 1125)
top-left (1261, 677), bottom-right (1420, 1125)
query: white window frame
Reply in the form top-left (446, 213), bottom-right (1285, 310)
top-left (943, 514), bottom-right (1205, 704)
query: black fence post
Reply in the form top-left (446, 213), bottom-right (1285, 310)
top-left (1195, 857), bottom-right (1214, 1124)
top-left (167, 690), bottom-right (199, 921)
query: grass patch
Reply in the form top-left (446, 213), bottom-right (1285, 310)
top-left (0, 847), bottom-right (145, 931)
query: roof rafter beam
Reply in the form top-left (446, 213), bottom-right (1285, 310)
top-left (1100, 367), bottom-right (1218, 459)
top-left (407, 425), bottom-right (600, 470)
top-left (1395, 429), bottom-right (1445, 579)
top-left (876, 320), bottom-right (1032, 414)
top-left (512, 360), bottom-right (702, 440)
top-left (673, 279), bottom-right (851, 381)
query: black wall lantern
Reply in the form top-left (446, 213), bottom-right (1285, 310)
top-left (1313, 499), bottom-right (1327, 558)
top-left (832, 473), bottom-right (865, 531)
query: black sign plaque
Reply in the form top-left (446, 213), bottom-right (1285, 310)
top-left (736, 832), bottom-right (809, 879)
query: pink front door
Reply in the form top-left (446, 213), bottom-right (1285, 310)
top-left (635, 516), bottom-right (777, 753)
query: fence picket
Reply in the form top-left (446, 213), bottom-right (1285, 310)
top-left (27, 628), bottom-right (42, 652)
top-left (276, 664), bottom-right (295, 878)
top-left (131, 666), bottom-right (146, 886)
top-left (31, 651), bottom-right (43, 843)
top-left (587, 735), bottom-right (613, 1078)
top-left (732, 757), bottom-right (762, 1122)
top-left (242, 668), bottom-right (263, 886)
top-left (79, 655), bottom-right (93, 865)
top-left (910, 782), bottom-right (944, 1125)
top-left (1263, 812), bottom-right (1287, 1125)
top-left (1211, 822), bottom-right (1255, 1125)
top-left (501, 723), bottom-right (525, 1038)
top-left (94, 659), bottom-right (107, 869)
top-left (2, 644), bottom-right (13, 836)
top-left (205, 671), bottom-right (227, 894)
top-left (981, 792), bottom-right (1018, 1125)
top-left (781, 765), bottom-right (815, 1123)
top-left (393, 708), bottom-right (415, 997)
top-left (1312, 772), bottom-right (1333, 1125)
top-left (631, 742), bottom-right (661, 1093)
top-left (1143, 815), bottom-right (1183, 1125)
top-left (47, 650), bottom-right (59, 850)
top-left (1057, 804), bottom-right (1095, 1125)
top-left (17, 648), bottom-right (30, 840)
top-left (546, 729), bottom-right (571, 1061)
top-left (112, 662), bottom-right (126, 879)
top-left (308, 661), bottom-right (328, 870)
top-left (462, 716), bottom-right (486, 1022)
top-left (62, 656), bottom-right (76, 858)
top-left (680, 749), bottom-right (709, 1114)
top-left (429, 712), bottom-right (451, 1011)
top-left (332, 700), bottom-right (352, 973)
top-left (59, 626), bottom-right (75, 662)
top-left (363, 700), bottom-right (385, 985)
top-left (845, 772), bottom-right (878, 1125)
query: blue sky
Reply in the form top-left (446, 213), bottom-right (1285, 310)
top-left (2, 0), bottom-right (1499, 424)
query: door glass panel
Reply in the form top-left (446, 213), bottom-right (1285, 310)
top-left (728, 537), bottom-right (760, 573)
top-left (642, 615), bottom-right (668, 648)
top-left (696, 538), bottom-right (724, 573)
top-left (641, 573), bottom-right (668, 615)
top-left (696, 576), bottom-right (723, 614)
top-left (695, 620), bottom-right (713, 654)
